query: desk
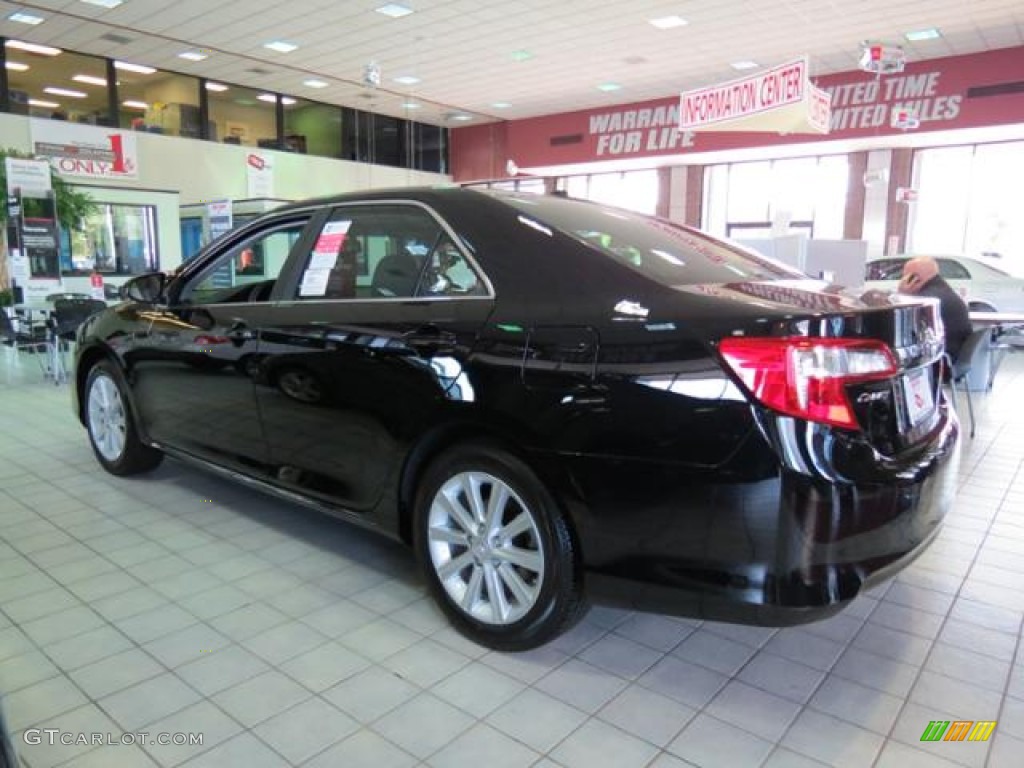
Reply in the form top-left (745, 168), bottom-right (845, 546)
top-left (969, 311), bottom-right (1024, 327)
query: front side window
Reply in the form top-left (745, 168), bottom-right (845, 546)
top-left (183, 218), bottom-right (308, 304)
top-left (937, 259), bottom-right (971, 280)
top-left (293, 204), bottom-right (486, 300)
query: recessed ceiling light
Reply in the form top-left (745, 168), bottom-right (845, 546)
top-left (8, 12), bottom-right (45, 25)
top-left (303, 79), bottom-right (328, 88)
top-left (29, 98), bottom-right (60, 109)
top-left (905, 28), bottom-right (941, 42)
top-left (114, 60), bottom-right (156, 74)
top-left (72, 74), bottom-right (108, 86)
top-left (648, 15), bottom-right (688, 29)
top-left (5, 40), bottom-right (61, 56)
top-left (375, 3), bottom-right (413, 18)
top-left (510, 49), bottom-right (533, 62)
top-left (5, 61), bottom-right (29, 72)
top-left (491, 102), bottom-right (511, 109)
top-left (731, 60), bottom-right (759, 70)
top-left (281, 97), bottom-right (296, 105)
top-left (393, 75), bottom-right (420, 85)
top-left (80, 0), bottom-right (124, 7)
top-left (257, 93), bottom-right (278, 103)
top-left (205, 82), bottom-right (229, 92)
top-left (402, 101), bottom-right (421, 109)
top-left (44, 86), bottom-right (87, 98)
top-left (264, 40), bottom-right (298, 53)
top-left (450, 113), bottom-right (473, 121)
top-left (178, 51), bottom-right (208, 62)
top-left (597, 82), bottom-right (622, 92)
top-left (122, 100), bottom-right (148, 110)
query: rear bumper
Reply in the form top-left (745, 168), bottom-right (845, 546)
top-left (558, 407), bottom-right (960, 625)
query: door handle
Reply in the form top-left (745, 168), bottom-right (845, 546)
top-left (227, 321), bottom-right (255, 344)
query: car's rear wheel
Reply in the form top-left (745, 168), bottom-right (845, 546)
top-left (85, 361), bottom-right (163, 476)
top-left (414, 442), bottom-right (585, 650)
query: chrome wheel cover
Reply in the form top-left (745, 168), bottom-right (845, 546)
top-left (87, 373), bottom-right (127, 462)
top-left (427, 471), bottom-right (545, 626)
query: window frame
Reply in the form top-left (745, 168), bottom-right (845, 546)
top-left (168, 208), bottom-right (324, 306)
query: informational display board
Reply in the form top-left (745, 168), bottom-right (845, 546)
top-left (4, 157), bottom-right (63, 301)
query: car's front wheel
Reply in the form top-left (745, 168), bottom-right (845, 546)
top-left (84, 361), bottom-right (163, 476)
top-left (414, 442), bottom-right (586, 651)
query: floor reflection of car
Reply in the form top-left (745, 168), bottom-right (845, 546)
top-left (865, 254), bottom-right (1024, 312)
top-left (72, 187), bottom-right (959, 650)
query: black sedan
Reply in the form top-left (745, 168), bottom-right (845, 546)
top-left (72, 187), bottom-right (958, 650)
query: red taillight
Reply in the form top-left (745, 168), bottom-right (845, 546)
top-left (718, 337), bottom-right (898, 430)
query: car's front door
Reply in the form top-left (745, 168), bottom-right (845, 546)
top-left (127, 212), bottom-right (318, 472)
top-left (250, 203), bottom-right (494, 520)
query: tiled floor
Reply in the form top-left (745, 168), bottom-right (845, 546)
top-left (1, 346), bottom-right (1023, 768)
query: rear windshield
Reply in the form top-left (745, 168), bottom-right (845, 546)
top-left (490, 191), bottom-right (804, 285)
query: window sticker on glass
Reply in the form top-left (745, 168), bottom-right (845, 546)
top-left (313, 220), bottom-right (352, 256)
top-left (299, 267), bottom-right (331, 296)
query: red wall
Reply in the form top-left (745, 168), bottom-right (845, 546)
top-left (451, 46), bottom-right (1024, 181)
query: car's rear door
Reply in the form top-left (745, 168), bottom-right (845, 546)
top-left (252, 201), bottom-right (494, 519)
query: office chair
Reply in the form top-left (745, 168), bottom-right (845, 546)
top-left (946, 328), bottom-right (993, 439)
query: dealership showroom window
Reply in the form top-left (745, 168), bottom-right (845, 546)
top-left (2, 2), bottom-right (1024, 767)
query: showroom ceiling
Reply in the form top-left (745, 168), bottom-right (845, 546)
top-left (0, 0), bottom-right (1022, 126)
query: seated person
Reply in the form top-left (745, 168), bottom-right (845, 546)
top-left (898, 256), bottom-right (971, 361)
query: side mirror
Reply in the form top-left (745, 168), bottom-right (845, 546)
top-left (121, 272), bottom-right (167, 304)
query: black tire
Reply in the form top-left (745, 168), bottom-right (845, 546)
top-left (413, 441), bottom-right (586, 651)
top-left (84, 360), bottom-right (163, 476)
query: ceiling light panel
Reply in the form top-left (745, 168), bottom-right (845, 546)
top-left (114, 61), bottom-right (156, 74)
top-left (205, 82), bottom-right (229, 92)
top-left (905, 28), bottom-right (942, 42)
top-left (123, 100), bottom-right (148, 109)
top-left (393, 75), bottom-right (420, 85)
top-left (178, 51), bottom-right (208, 61)
top-left (597, 82), bottom-right (622, 92)
top-left (649, 16), bottom-right (688, 29)
top-left (80, 0), bottom-right (124, 7)
top-left (29, 99), bottom-right (60, 108)
top-left (376, 3), bottom-right (413, 18)
top-left (303, 79), bottom-right (328, 88)
top-left (45, 87), bottom-right (87, 98)
top-left (731, 60), bottom-right (759, 70)
top-left (72, 74), bottom-right (108, 86)
top-left (8, 12), bottom-right (45, 25)
top-left (264, 40), bottom-right (298, 53)
top-left (5, 40), bottom-right (62, 56)
top-left (5, 61), bottom-right (29, 71)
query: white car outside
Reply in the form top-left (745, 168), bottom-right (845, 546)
top-left (865, 255), bottom-right (1024, 313)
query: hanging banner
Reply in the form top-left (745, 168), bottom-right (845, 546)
top-left (5, 157), bottom-right (53, 194)
top-left (31, 120), bottom-right (138, 179)
top-left (246, 152), bottom-right (274, 198)
top-left (679, 56), bottom-right (831, 134)
top-left (206, 200), bottom-right (234, 289)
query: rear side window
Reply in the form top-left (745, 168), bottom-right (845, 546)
top-left (937, 259), bottom-right (971, 279)
top-left (492, 192), bottom-right (803, 285)
top-left (292, 204), bottom-right (487, 300)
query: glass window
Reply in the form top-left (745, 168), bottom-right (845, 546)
top-left (5, 45), bottom-right (112, 124)
top-left (582, 170), bottom-right (659, 215)
top-left (65, 203), bottom-right (159, 276)
top-left (206, 83), bottom-right (278, 147)
top-left (294, 205), bottom-right (482, 300)
top-left (494, 192), bottom-right (804, 285)
top-left (120, 71), bottom-right (201, 137)
top-left (285, 99), bottom-right (341, 157)
top-left (937, 258), bottom-right (970, 279)
top-left (866, 258), bottom-right (907, 280)
top-left (185, 219), bottom-right (308, 304)
top-left (726, 161), bottom-right (772, 221)
top-left (909, 146), bottom-right (973, 254)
